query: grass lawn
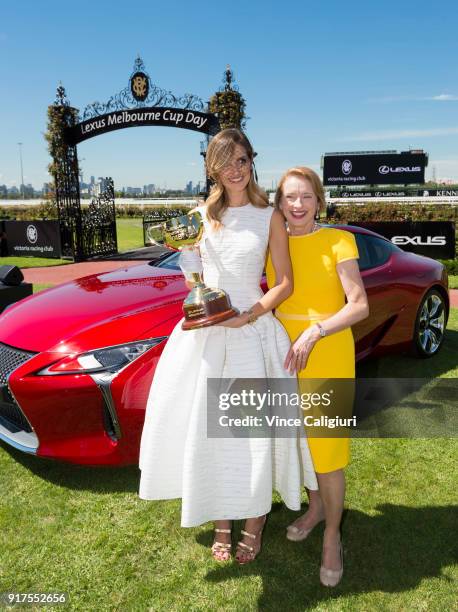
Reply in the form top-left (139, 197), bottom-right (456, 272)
top-left (30, 283), bottom-right (55, 293)
top-left (357, 309), bottom-right (458, 378)
top-left (115, 217), bottom-right (144, 251)
top-left (0, 438), bottom-right (455, 611)
top-left (0, 256), bottom-right (69, 268)
top-left (0, 219), bottom-right (144, 269)
top-left (1, 221), bottom-right (456, 610)
top-left (0, 312), bottom-right (456, 610)
top-left (449, 275), bottom-right (458, 290)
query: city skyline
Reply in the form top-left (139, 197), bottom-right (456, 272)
top-left (1, 1), bottom-right (458, 190)
top-left (0, 176), bottom-right (207, 197)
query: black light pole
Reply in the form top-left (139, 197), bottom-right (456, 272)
top-left (17, 142), bottom-right (24, 198)
top-left (200, 138), bottom-right (211, 199)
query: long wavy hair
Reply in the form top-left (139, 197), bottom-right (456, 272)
top-left (274, 166), bottom-right (326, 217)
top-left (205, 128), bottom-right (269, 229)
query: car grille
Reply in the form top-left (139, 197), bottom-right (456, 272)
top-left (0, 343), bottom-right (36, 433)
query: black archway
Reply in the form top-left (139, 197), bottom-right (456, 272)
top-left (46, 57), bottom-right (246, 261)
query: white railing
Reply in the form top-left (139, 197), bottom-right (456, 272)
top-left (0, 198), bottom-right (199, 207)
top-left (327, 196), bottom-right (458, 206)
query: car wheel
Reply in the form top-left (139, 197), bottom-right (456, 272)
top-left (413, 289), bottom-right (447, 358)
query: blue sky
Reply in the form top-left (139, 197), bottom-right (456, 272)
top-left (1, 0), bottom-right (458, 190)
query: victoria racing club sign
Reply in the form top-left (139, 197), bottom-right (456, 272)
top-left (324, 152), bottom-right (427, 186)
top-left (4, 221), bottom-right (62, 258)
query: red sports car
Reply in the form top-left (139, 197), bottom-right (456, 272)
top-left (0, 226), bottom-right (449, 465)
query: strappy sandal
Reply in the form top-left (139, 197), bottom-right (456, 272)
top-left (211, 528), bottom-right (232, 562)
top-left (235, 516), bottom-right (266, 565)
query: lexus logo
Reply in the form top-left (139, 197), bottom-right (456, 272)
top-left (391, 236), bottom-right (447, 246)
top-left (379, 165), bottom-right (421, 174)
top-left (342, 160), bottom-right (352, 175)
top-left (26, 224), bottom-right (38, 244)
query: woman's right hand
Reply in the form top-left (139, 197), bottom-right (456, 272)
top-left (284, 325), bottom-right (321, 373)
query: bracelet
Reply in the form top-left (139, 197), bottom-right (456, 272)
top-left (315, 322), bottom-right (326, 337)
top-left (245, 308), bottom-right (258, 324)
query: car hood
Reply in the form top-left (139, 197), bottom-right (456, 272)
top-left (0, 263), bottom-right (187, 352)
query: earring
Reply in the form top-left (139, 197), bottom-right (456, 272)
top-left (314, 207), bottom-right (320, 221)
top-left (252, 162), bottom-right (259, 183)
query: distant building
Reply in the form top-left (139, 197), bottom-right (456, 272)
top-left (19, 183), bottom-right (34, 197)
top-left (125, 186), bottom-right (142, 196)
top-left (143, 183), bottom-right (156, 195)
top-left (92, 177), bottom-right (110, 196)
top-left (185, 181), bottom-right (193, 194)
top-left (0, 184), bottom-right (7, 197)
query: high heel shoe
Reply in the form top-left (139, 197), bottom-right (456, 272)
top-left (286, 524), bottom-right (314, 542)
top-left (211, 528), bottom-right (232, 562)
top-left (235, 516), bottom-right (266, 565)
top-left (286, 515), bottom-right (324, 542)
top-left (320, 540), bottom-right (343, 587)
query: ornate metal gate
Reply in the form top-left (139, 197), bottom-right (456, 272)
top-left (46, 58), bottom-right (246, 262)
top-left (46, 85), bottom-right (85, 260)
top-left (81, 178), bottom-right (117, 258)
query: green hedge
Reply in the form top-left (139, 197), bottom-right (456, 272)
top-left (122, 204), bottom-right (191, 219)
top-left (327, 203), bottom-right (458, 274)
top-left (0, 203), bottom-right (195, 221)
top-left (326, 203), bottom-right (458, 223)
top-left (440, 259), bottom-right (458, 275)
top-left (0, 201), bottom-right (58, 220)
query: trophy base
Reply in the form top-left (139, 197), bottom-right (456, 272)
top-left (182, 308), bottom-right (238, 330)
top-left (181, 282), bottom-right (238, 330)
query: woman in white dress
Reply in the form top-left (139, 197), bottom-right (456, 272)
top-left (139, 128), bottom-right (317, 563)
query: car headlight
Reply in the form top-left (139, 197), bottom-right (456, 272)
top-left (36, 337), bottom-right (168, 375)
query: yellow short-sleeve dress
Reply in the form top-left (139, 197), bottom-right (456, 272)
top-left (266, 227), bottom-right (359, 473)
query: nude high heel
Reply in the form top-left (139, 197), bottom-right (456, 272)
top-left (320, 541), bottom-right (343, 587)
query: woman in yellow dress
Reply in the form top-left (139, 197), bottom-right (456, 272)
top-left (266, 167), bottom-right (369, 586)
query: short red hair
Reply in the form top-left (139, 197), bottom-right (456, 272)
top-left (274, 167), bottom-right (326, 215)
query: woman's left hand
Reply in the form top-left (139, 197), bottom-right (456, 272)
top-left (215, 313), bottom-right (249, 328)
top-left (284, 325), bottom-right (321, 373)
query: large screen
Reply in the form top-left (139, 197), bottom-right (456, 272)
top-left (323, 152), bottom-right (427, 186)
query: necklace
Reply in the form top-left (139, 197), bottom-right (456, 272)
top-left (287, 221), bottom-right (320, 236)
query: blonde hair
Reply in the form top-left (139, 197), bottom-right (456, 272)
top-left (205, 128), bottom-right (268, 228)
top-left (274, 166), bottom-right (326, 217)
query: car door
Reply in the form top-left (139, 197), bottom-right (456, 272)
top-left (353, 233), bottom-right (400, 356)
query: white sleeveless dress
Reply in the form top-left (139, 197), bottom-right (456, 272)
top-left (139, 203), bottom-right (317, 527)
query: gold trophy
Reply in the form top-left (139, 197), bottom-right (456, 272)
top-left (151, 212), bottom-right (238, 330)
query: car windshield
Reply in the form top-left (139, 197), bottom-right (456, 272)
top-left (152, 228), bottom-right (399, 274)
top-left (153, 251), bottom-right (181, 270)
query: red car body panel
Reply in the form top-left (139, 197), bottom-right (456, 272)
top-left (0, 226), bottom-right (449, 465)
